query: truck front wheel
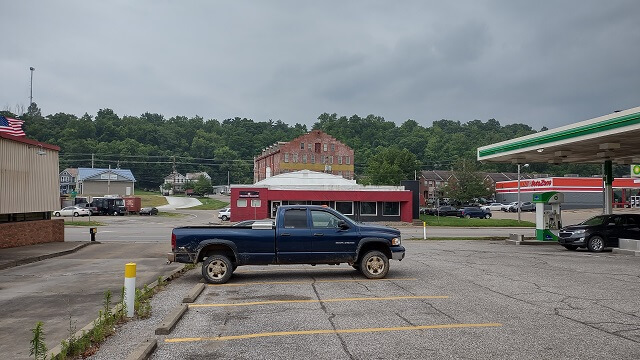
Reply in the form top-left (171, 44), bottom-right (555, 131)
top-left (202, 254), bottom-right (233, 284)
top-left (359, 250), bottom-right (389, 279)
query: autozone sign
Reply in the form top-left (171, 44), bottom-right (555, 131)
top-left (519, 179), bottom-right (552, 188)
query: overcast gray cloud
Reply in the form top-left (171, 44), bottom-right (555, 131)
top-left (2, 0), bottom-right (639, 129)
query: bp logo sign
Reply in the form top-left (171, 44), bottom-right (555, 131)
top-left (632, 165), bottom-right (640, 178)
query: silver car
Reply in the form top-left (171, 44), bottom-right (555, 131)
top-left (53, 206), bottom-right (91, 217)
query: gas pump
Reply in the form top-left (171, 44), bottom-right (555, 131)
top-left (532, 191), bottom-right (564, 241)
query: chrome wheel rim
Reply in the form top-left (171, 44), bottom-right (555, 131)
top-left (591, 237), bottom-right (604, 251)
top-left (206, 260), bottom-right (227, 279)
top-left (365, 256), bottom-right (385, 275)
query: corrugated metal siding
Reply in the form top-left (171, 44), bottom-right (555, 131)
top-left (0, 138), bottom-right (60, 214)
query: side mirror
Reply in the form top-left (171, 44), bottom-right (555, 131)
top-left (337, 220), bottom-right (349, 230)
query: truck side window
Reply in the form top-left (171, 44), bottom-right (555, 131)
top-left (311, 210), bottom-right (340, 228)
top-left (283, 209), bottom-right (308, 229)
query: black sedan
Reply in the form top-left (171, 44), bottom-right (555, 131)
top-left (458, 207), bottom-right (491, 219)
top-left (139, 207), bottom-right (159, 215)
top-left (558, 214), bottom-right (640, 252)
top-left (426, 206), bottom-right (459, 217)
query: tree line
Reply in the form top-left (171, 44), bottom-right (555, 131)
top-left (2, 104), bottom-right (605, 190)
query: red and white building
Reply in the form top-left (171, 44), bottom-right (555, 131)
top-left (496, 177), bottom-right (640, 208)
top-left (231, 170), bottom-right (414, 222)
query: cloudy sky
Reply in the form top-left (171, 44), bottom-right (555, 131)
top-left (2, 0), bottom-right (639, 129)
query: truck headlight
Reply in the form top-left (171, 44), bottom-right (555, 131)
top-left (391, 237), bottom-right (401, 246)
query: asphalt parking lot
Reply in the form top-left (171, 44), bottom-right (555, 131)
top-left (90, 240), bottom-right (640, 360)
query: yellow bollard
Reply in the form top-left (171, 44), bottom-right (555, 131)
top-left (423, 221), bottom-right (427, 240)
top-left (124, 263), bottom-right (136, 317)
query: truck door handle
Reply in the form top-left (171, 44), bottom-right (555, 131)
top-left (313, 233), bottom-right (324, 236)
top-left (281, 233), bottom-right (290, 236)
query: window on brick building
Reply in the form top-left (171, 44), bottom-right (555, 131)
top-left (293, 153), bottom-right (298, 163)
top-left (346, 156), bottom-right (350, 164)
top-left (311, 154), bottom-right (315, 163)
top-left (300, 142), bottom-right (304, 150)
top-left (315, 143), bottom-right (321, 152)
top-left (338, 156), bottom-right (342, 165)
top-left (323, 143), bottom-right (328, 152)
top-left (302, 154), bottom-right (307, 163)
top-left (284, 153), bottom-right (289, 163)
top-left (331, 144), bottom-right (335, 151)
top-left (330, 156), bottom-right (333, 164)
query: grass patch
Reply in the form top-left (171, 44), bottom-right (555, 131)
top-left (64, 220), bottom-right (104, 226)
top-left (189, 197), bottom-right (229, 210)
top-left (157, 211), bottom-right (186, 218)
top-left (136, 193), bottom-right (169, 207)
top-left (420, 215), bottom-right (535, 227)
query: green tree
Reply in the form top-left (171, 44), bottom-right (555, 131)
top-left (442, 160), bottom-right (489, 204)
top-left (364, 146), bottom-right (418, 185)
top-left (193, 175), bottom-right (212, 195)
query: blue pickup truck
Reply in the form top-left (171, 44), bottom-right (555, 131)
top-left (168, 205), bottom-right (405, 284)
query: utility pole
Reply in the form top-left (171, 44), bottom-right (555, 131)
top-left (91, 153), bottom-right (95, 168)
top-left (107, 164), bottom-right (111, 194)
top-left (172, 156), bottom-right (177, 194)
top-left (29, 67), bottom-right (35, 106)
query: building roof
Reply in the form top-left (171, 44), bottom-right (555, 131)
top-left (77, 167), bottom-right (136, 182)
top-left (420, 170), bottom-right (455, 182)
top-left (0, 132), bottom-right (60, 151)
top-left (242, 170), bottom-right (404, 191)
top-left (61, 168), bottom-right (78, 177)
top-left (186, 172), bottom-right (210, 180)
top-left (477, 105), bottom-right (640, 164)
top-left (164, 171), bottom-right (185, 180)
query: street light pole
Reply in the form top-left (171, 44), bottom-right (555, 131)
top-left (29, 67), bottom-right (35, 106)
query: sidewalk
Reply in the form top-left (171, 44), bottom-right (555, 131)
top-left (0, 241), bottom-right (184, 359)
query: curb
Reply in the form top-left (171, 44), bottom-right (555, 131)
top-left (182, 283), bottom-right (205, 303)
top-left (504, 239), bottom-right (558, 246)
top-left (0, 241), bottom-right (98, 271)
top-left (126, 338), bottom-right (157, 360)
top-left (155, 304), bottom-right (188, 335)
top-left (48, 264), bottom-right (186, 359)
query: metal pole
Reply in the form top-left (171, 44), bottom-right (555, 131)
top-left (29, 67), bottom-right (35, 105)
top-left (517, 164), bottom-right (521, 222)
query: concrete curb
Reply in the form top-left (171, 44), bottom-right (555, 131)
top-left (182, 283), bottom-right (205, 303)
top-left (126, 338), bottom-right (157, 360)
top-left (155, 304), bottom-right (188, 335)
top-left (612, 248), bottom-right (640, 256)
top-left (0, 241), bottom-right (98, 271)
top-left (48, 264), bottom-right (186, 359)
top-left (504, 239), bottom-right (558, 246)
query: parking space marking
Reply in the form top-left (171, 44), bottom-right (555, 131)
top-left (189, 295), bottom-right (449, 308)
top-left (207, 278), bottom-right (418, 287)
top-left (165, 323), bottom-right (502, 343)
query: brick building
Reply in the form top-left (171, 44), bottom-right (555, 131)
top-left (254, 130), bottom-right (354, 183)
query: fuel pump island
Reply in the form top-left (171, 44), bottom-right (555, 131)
top-left (532, 191), bottom-right (564, 241)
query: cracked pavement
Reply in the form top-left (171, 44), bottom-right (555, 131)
top-left (93, 240), bottom-right (639, 359)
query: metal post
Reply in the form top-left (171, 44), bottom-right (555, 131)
top-left (517, 164), bottom-right (521, 222)
top-left (29, 67), bottom-right (35, 105)
top-left (604, 160), bottom-right (613, 215)
top-left (124, 263), bottom-right (136, 317)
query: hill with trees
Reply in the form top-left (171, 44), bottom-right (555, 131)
top-left (3, 104), bottom-right (605, 189)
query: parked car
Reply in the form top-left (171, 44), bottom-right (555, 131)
top-left (76, 202), bottom-right (98, 215)
top-left (501, 202), bottom-right (519, 211)
top-left (218, 208), bottom-right (231, 221)
top-left (458, 207), bottom-right (492, 219)
top-left (139, 207), bottom-right (159, 215)
top-left (508, 202), bottom-right (535, 212)
top-left (426, 206), bottom-right (459, 216)
top-left (481, 203), bottom-right (504, 212)
top-left (53, 206), bottom-right (91, 217)
top-left (558, 214), bottom-right (640, 252)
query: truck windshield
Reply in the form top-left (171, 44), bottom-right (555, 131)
top-left (580, 216), bottom-right (606, 226)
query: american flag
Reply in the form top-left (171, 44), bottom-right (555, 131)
top-left (0, 116), bottom-right (25, 136)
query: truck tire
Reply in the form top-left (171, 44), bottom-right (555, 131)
top-left (359, 250), bottom-right (389, 279)
top-left (202, 254), bottom-right (234, 284)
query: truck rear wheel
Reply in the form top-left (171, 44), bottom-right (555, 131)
top-left (359, 250), bottom-right (389, 279)
top-left (202, 254), bottom-right (233, 284)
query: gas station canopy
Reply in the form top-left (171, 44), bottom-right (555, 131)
top-left (477, 106), bottom-right (640, 164)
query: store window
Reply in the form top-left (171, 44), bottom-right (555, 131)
top-left (237, 199), bottom-right (247, 207)
top-left (360, 202), bottom-right (377, 216)
top-left (251, 199), bottom-right (261, 207)
top-left (383, 202), bottom-right (400, 216)
top-left (335, 201), bottom-right (354, 215)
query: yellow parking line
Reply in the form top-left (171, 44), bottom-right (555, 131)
top-left (165, 323), bottom-right (502, 343)
top-left (189, 295), bottom-right (449, 308)
top-left (208, 278), bottom-right (418, 287)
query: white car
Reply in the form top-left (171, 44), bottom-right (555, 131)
top-left (481, 203), bottom-right (504, 212)
top-left (502, 202), bottom-right (519, 212)
top-left (218, 208), bottom-right (231, 221)
top-left (53, 206), bottom-right (91, 217)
